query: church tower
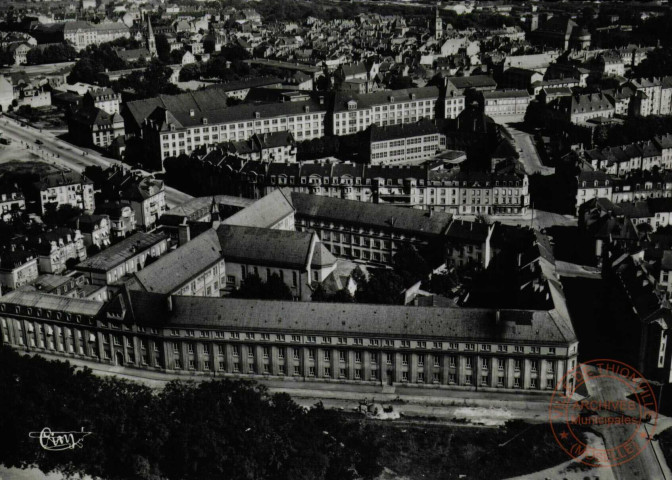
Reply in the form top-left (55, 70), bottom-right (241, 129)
top-left (147, 17), bottom-right (157, 58)
top-left (435, 7), bottom-right (443, 40)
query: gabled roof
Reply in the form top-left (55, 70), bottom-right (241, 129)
top-left (130, 229), bottom-right (223, 294)
top-left (216, 224), bottom-right (336, 269)
top-left (290, 191), bottom-right (452, 236)
top-left (222, 188), bottom-right (294, 229)
top-left (126, 294), bottom-right (576, 344)
top-left (0, 290), bottom-right (103, 317)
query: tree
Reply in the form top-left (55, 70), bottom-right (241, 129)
top-left (26, 44), bottom-right (77, 65)
top-left (179, 63), bottom-right (201, 82)
top-left (311, 283), bottom-right (354, 303)
top-left (42, 204), bottom-right (83, 226)
top-left (355, 269), bottom-right (406, 305)
top-left (0, 346), bottom-right (384, 480)
top-left (231, 273), bottom-right (293, 300)
top-left (0, 48), bottom-right (14, 67)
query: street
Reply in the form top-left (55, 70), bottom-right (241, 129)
top-left (582, 364), bottom-right (672, 480)
top-left (0, 116), bottom-right (192, 208)
top-left (0, 61), bottom-right (75, 78)
top-left (26, 350), bottom-right (558, 428)
top-left (504, 122), bottom-right (555, 176)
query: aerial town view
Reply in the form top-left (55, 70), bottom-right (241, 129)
top-left (1, 0), bottom-right (672, 478)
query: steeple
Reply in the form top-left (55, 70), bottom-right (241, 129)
top-left (210, 196), bottom-right (220, 223)
top-left (435, 6), bottom-right (443, 41)
top-left (147, 17), bottom-right (157, 58)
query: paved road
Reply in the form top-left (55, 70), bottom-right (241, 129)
top-left (0, 116), bottom-right (192, 208)
top-left (555, 261), bottom-right (602, 279)
top-left (25, 350), bottom-right (557, 427)
top-left (583, 364), bottom-right (672, 480)
top-left (0, 61), bottom-right (75, 77)
top-left (505, 123), bottom-right (555, 176)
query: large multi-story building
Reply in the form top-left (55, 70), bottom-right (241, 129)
top-left (126, 223), bottom-right (337, 302)
top-left (34, 170), bottom-right (95, 215)
top-left (101, 167), bottom-right (166, 231)
top-left (27, 228), bottom-right (87, 274)
top-left (32, 21), bottom-right (130, 51)
top-left (583, 136), bottom-right (672, 176)
top-left (367, 119), bottom-right (445, 165)
top-left (331, 87), bottom-right (439, 136)
top-left (289, 191), bottom-right (495, 268)
top-left (83, 87), bottom-right (122, 115)
top-left (131, 91), bottom-right (326, 169)
top-left (0, 248), bottom-right (38, 291)
top-left (0, 288), bottom-right (579, 396)
top-left (553, 93), bottom-right (615, 125)
top-left (187, 154), bottom-right (530, 215)
top-left (68, 107), bottom-right (125, 149)
top-left (481, 90), bottom-right (531, 118)
top-left (627, 77), bottom-right (672, 117)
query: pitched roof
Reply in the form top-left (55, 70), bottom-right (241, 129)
top-left (445, 75), bottom-right (497, 91)
top-left (216, 224), bottom-right (336, 269)
top-left (130, 229), bottom-right (223, 294)
top-left (0, 290), bottom-right (104, 317)
top-left (333, 86), bottom-right (439, 112)
top-left (369, 118), bottom-right (438, 143)
top-left (130, 294), bottom-right (576, 344)
top-left (222, 188), bottom-right (294, 229)
top-left (75, 232), bottom-right (167, 273)
top-left (290, 191), bottom-right (452, 236)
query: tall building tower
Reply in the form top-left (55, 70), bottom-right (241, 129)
top-left (147, 18), bottom-right (157, 58)
top-left (435, 7), bottom-right (443, 40)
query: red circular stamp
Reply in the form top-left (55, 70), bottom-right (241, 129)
top-left (549, 359), bottom-right (659, 468)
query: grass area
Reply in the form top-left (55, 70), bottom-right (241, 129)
top-left (373, 420), bottom-right (585, 480)
top-left (0, 159), bottom-right (61, 175)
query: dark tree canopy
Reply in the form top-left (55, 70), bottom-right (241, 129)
top-left (0, 346), bottom-right (383, 480)
top-left (231, 272), bottom-right (294, 300)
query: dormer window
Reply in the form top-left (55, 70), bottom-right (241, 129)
top-left (202, 117), bottom-right (208, 125)
top-left (347, 100), bottom-right (357, 110)
top-left (389, 96), bottom-right (395, 102)
top-left (255, 112), bottom-right (261, 119)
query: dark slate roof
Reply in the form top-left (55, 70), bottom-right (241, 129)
top-left (0, 290), bottom-right (103, 317)
top-left (145, 96), bottom-right (326, 132)
top-left (128, 294), bottom-right (576, 344)
top-left (369, 118), bottom-right (438, 143)
top-left (35, 170), bottom-right (92, 190)
top-left (445, 75), bottom-right (497, 91)
top-left (290, 191), bottom-right (452, 236)
top-left (482, 90), bottom-right (530, 99)
top-left (445, 219), bottom-right (491, 243)
top-left (70, 106), bottom-right (122, 127)
top-left (333, 86), bottom-right (439, 112)
top-left (130, 229), bottom-right (223, 294)
top-left (216, 224), bottom-right (336, 269)
top-left (75, 232), bottom-right (167, 273)
top-left (123, 87), bottom-right (232, 130)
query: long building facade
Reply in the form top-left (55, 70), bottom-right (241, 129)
top-left (0, 290), bottom-right (578, 396)
top-left (188, 152), bottom-right (530, 215)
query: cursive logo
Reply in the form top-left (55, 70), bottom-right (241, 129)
top-left (28, 428), bottom-right (91, 451)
